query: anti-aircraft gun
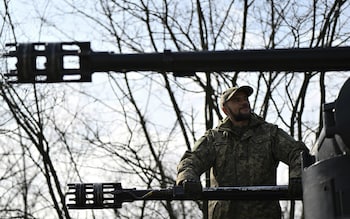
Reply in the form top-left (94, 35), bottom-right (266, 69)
top-left (2, 42), bottom-right (350, 218)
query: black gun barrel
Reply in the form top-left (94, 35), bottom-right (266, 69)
top-left (3, 42), bottom-right (350, 83)
top-left (66, 183), bottom-right (299, 209)
top-left (88, 47), bottom-right (350, 73)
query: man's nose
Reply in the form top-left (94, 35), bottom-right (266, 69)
top-left (240, 98), bottom-right (249, 104)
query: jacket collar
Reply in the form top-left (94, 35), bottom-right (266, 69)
top-left (217, 113), bottom-right (265, 136)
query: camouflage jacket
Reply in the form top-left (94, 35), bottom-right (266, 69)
top-left (176, 114), bottom-right (308, 219)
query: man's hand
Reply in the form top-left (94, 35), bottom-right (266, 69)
top-left (182, 179), bottom-right (203, 196)
top-left (288, 177), bottom-right (302, 199)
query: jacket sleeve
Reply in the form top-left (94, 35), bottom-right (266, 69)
top-left (272, 127), bottom-right (309, 179)
top-left (176, 130), bottom-right (216, 185)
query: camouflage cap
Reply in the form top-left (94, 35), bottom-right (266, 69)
top-left (220, 86), bottom-right (253, 108)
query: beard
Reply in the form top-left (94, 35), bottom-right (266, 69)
top-left (228, 107), bottom-right (251, 121)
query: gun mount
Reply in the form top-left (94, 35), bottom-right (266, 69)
top-left (66, 183), bottom-right (299, 209)
top-left (3, 42), bottom-right (350, 83)
top-left (302, 78), bottom-right (350, 219)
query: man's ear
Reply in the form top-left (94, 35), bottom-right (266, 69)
top-left (222, 106), bottom-right (228, 115)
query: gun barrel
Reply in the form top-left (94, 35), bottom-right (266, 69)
top-left (4, 42), bottom-right (350, 83)
top-left (66, 183), bottom-right (298, 209)
top-left (89, 47), bottom-right (350, 73)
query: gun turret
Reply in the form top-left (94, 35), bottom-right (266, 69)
top-left (302, 78), bottom-right (350, 219)
top-left (66, 183), bottom-right (300, 209)
top-left (3, 42), bottom-right (350, 83)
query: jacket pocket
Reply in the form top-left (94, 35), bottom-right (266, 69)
top-left (212, 141), bottom-right (232, 181)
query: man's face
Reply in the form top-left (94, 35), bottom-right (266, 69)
top-left (223, 91), bottom-right (251, 121)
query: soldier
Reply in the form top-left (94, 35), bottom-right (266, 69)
top-left (176, 85), bottom-right (309, 219)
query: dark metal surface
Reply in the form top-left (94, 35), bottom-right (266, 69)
top-left (302, 78), bottom-right (350, 219)
top-left (314, 78), bottom-right (350, 161)
top-left (335, 78), bottom-right (350, 147)
top-left (66, 183), bottom-right (298, 209)
top-left (302, 155), bottom-right (350, 219)
top-left (3, 42), bottom-right (350, 83)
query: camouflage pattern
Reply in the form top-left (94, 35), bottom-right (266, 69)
top-left (176, 113), bottom-right (308, 219)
